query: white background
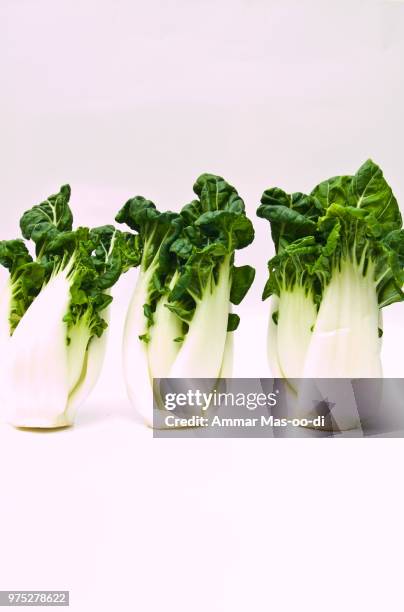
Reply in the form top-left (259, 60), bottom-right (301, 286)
top-left (1, 1), bottom-right (404, 610)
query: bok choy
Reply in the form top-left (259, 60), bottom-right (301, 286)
top-left (258, 159), bottom-right (404, 382)
top-left (116, 174), bottom-right (255, 425)
top-left (0, 185), bottom-right (140, 428)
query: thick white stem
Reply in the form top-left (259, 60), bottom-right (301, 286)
top-left (169, 259), bottom-right (231, 379)
top-left (277, 286), bottom-right (317, 380)
top-left (5, 273), bottom-right (71, 428)
top-left (65, 305), bottom-right (110, 423)
top-left (66, 319), bottom-right (109, 423)
top-left (266, 295), bottom-right (282, 378)
top-left (219, 331), bottom-right (234, 378)
top-left (122, 268), bottom-right (154, 426)
top-left (303, 260), bottom-right (381, 378)
top-left (66, 316), bottom-right (92, 393)
top-left (147, 276), bottom-right (182, 379)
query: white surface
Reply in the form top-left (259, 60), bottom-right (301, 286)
top-left (1, 0), bottom-right (404, 610)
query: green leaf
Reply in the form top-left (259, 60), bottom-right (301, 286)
top-left (89, 226), bottom-right (141, 290)
top-left (20, 185), bottom-right (73, 255)
top-left (311, 175), bottom-right (353, 209)
top-left (186, 175), bottom-right (255, 252)
top-left (0, 239), bottom-right (33, 275)
top-left (115, 196), bottom-right (181, 272)
top-left (350, 159), bottom-right (401, 230)
top-left (193, 173), bottom-right (244, 214)
top-left (230, 265), bottom-right (255, 305)
top-left (227, 313), bottom-right (240, 332)
top-left (375, 229), bottom-right (404, 307)
top-left (262, 273), bottom-right (278, 300)
top-left (169, 243), bottom-right (227, 304)
top-left (165, 301), bottom-right (194, 323)
top-left (0, 240), bottom-right (47, 332)
top-left (258, 189), bottom-right (322, 252)
top-left (195, 210), bottom-right (254, 250)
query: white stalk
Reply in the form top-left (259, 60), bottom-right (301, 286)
top-left (5, 272), bottom-right (71, 428)
top-left (267, 291), bottom-right (316, 421)
top-left (299, 259), bottom-right (381, 430)
top-left (168, 258), bottom-right (231, 379)
top-left (122, 267), bottom-right (154, 426)
top-left (219, 331), bottom-right (234, 378)
top-left (277, 286), bottom-right (317, 380)
top-left (2, 270), bottom-right (109, 428)
top-left (65, 307), bottom-right (110, 423)
top-left (147, 274), bottom-right (182, 379)
top-left (124, 260), bottom-right (236, 427)
top-left (267, 295), bottom-right (282, 378)
top-left (66, 327), bottom-right (108, 422)
top-left (66, 315), bottom-right (92, 392)
top-left (303, 259), bottom-right (381, 378)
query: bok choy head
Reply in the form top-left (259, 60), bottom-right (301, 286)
top-left (0, 185), bottom-right (140, 427)
top-left (115, 174), bottom-right (255, 424)
top-left (258, 159), bottom-right (404, 380)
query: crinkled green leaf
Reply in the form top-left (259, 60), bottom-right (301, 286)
top-left (169, 243), bottom-right (227, 304)
top-left (311, 175), bottom-right (353, 209)
top-left (263, 236), bottom-right (320, 300)
top-left (258, 189), bottom-right (321, 252)
top-left (89, 225), bottom-right (141, 290)
top-left (187, 174), bottom-right (255, 251)
top-left (376, 229), bottom-right (404, 307)
top-left (20, 184), bottom-right (73, 255)
top-left (350, 159), bottom-right (401, 230)
top-left (193, 173), bottom-right (244, 214)
top-left (115, 196), bottom-right (181, 272)
top-left (0, 239), bottom-right (46, 330)
top-left (0, 239), bottom-right (33, 274)
top-left (166, 176), bottom-right (255, 326)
